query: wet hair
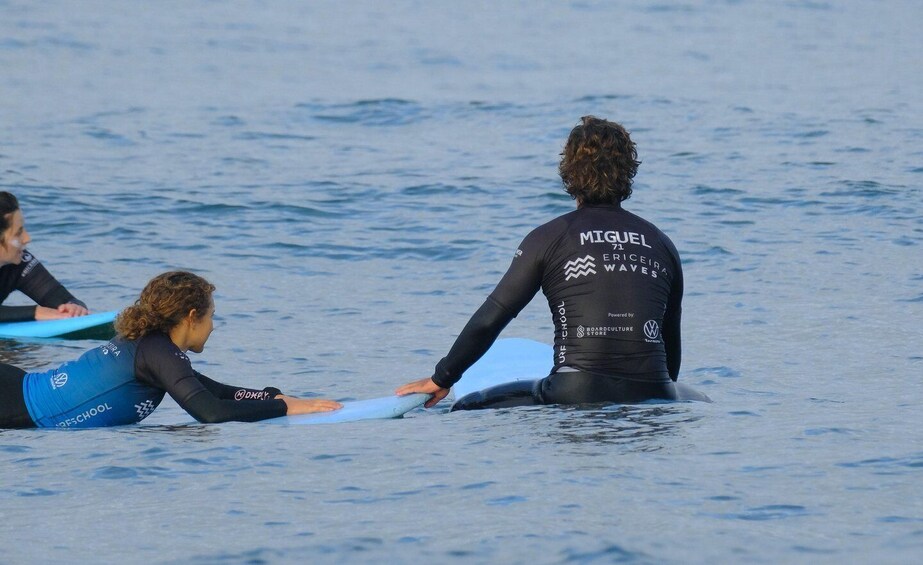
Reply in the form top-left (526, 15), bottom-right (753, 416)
top-left (558, 116), bottom-right (640, 204)
top-left (0, 192), bottom-right (20, 245)
top-left (115, 271), bottom-right (216, 340)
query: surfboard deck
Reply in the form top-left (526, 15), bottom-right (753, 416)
top-left (452, 338), bottom-right (711, 403)
top-left (0, 310), bottom-right (117, 340)
top-left (266, 393), bottom-right (430, 425)
top-left (451, 338), bottom-right (552, 399)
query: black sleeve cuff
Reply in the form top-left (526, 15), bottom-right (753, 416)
top-left (0, 305), bottom-right (39, 322)
top-left (431, 361), bottom-right (455, 389)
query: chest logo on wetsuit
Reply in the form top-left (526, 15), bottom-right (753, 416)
top-left (643, 320), bottom-right (661, 341)
top-left (564, 255), bottom-right (597, 280)
top-left (50, 372), bottom-right (68, 389)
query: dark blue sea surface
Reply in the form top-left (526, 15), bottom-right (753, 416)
top-left (1, 1), bottom-right (921, 563)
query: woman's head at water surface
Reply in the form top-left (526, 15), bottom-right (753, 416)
top-left (558, 116), bottom-right (640, 205)
top-left (116, 271), bottom-right (216, 340)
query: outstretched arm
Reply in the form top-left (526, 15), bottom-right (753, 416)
top-left (16, 252), bottom-right (89, 319)
top-left (397, 231), bottom-right (544, 407)
top-left (137, 334), bottom-right (341, 423)
top-left (187, 371), bottom-right (342, 420)
top-left (178, 389), bottom-right (341, 423)
top-left (397, 298), bottom-right (518, 407)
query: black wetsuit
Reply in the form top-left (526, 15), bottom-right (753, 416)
top-left (0, 332), bottom-right (287, 429)
top-left (0, 250), bottom-right (87, 322)
top-left (434, 203), bottom-right (684, 409)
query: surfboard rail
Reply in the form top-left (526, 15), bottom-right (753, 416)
top-left (266, 393), bottom-right (430, 425)
top-left (0, 310), bottom-right (118, 340)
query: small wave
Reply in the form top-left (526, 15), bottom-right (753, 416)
top-left (708, 504), bottom-right (810, 521)
top-left (837, 454), bottom-right (923, 470)
top-left (691, 184), bottom-right (745, 196)
top-left (235, 131), bottom-right (316, 142)
top-left (821, 179), bottom-right (901, 198)
top-left (401, 183), bottom-right (489, 196)
top-left (82, 127), bottom-right (135, 146)
top-left (92, 465), bottom-right (139, 480)
top-left (690, 366), bottom-right (742, 379)
top-left (299, 99), bottom-right (428, 127)
top-left (16, 487), bottom-right (58, 497)
top-left (642, 3), bottom-right (699, 13)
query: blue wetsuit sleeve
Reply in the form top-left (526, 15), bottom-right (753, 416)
top-left (431, 233), bottom-right (544, 388)
top-left (135, 334), bottom-right (287, 423)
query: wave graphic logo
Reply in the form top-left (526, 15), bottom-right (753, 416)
top-left (643, 320), bottom-right (660, 340)
top-left (135, 400), bottom-right (156, 421)
top-left (564, 255), bottom-right (597, 280)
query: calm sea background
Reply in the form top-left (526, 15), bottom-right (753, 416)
top-left (1, 1), bottom-right (921, 563)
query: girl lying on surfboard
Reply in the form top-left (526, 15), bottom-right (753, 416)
top-left (0, 191), bottom-right (91, 322)
top-left (0, 271), bottom-right (340, 428)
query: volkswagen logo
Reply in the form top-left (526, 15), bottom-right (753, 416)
top-left (643, 320), bottom-right (660, 340)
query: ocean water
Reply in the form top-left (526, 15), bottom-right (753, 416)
top-left (1, 1), bottom-right (921, 563)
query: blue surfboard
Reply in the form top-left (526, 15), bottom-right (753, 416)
top-left (0, 310), bottom-right (118, 340)
top-left (451, 338), bottom-right (711, 403)
top-left (451, 338), bottom-right (553, 399)
top-left (267, 393), bottom-right (430, 425)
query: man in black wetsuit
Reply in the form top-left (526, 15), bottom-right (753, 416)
top-left (0, 192), bottom-right (89, 322)
top-left (397, 116), bottom-right (688, 409)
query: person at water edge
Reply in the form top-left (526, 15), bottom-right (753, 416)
top-left (0, 271), bottom-right (341, 428)
top-left (0, 191), bottom-right (91, 322)
top-left (397, 116), bottom-right (687, 410)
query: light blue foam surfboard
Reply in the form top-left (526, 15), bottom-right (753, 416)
top-left (267, 393), bottom-right (430, 425)
top-left (451, 337), bottom-right (711, 403)
top-left (0, 310), bottom-right (118, 340)
top-left (451, 338), bottom-right (553, 399)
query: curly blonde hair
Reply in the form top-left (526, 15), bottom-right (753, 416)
top-left (115, 271), bottom-right (215, 340)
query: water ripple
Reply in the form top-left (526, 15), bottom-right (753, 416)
top-left (299, 99), bottom-right (429, 127)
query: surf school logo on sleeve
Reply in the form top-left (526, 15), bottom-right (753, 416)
top-left (50, 372), bottom-right (68, 389)
top-left (643, 320), bottom-right (661, 342)
top-left (564, 255), bottom-right (597, 280)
